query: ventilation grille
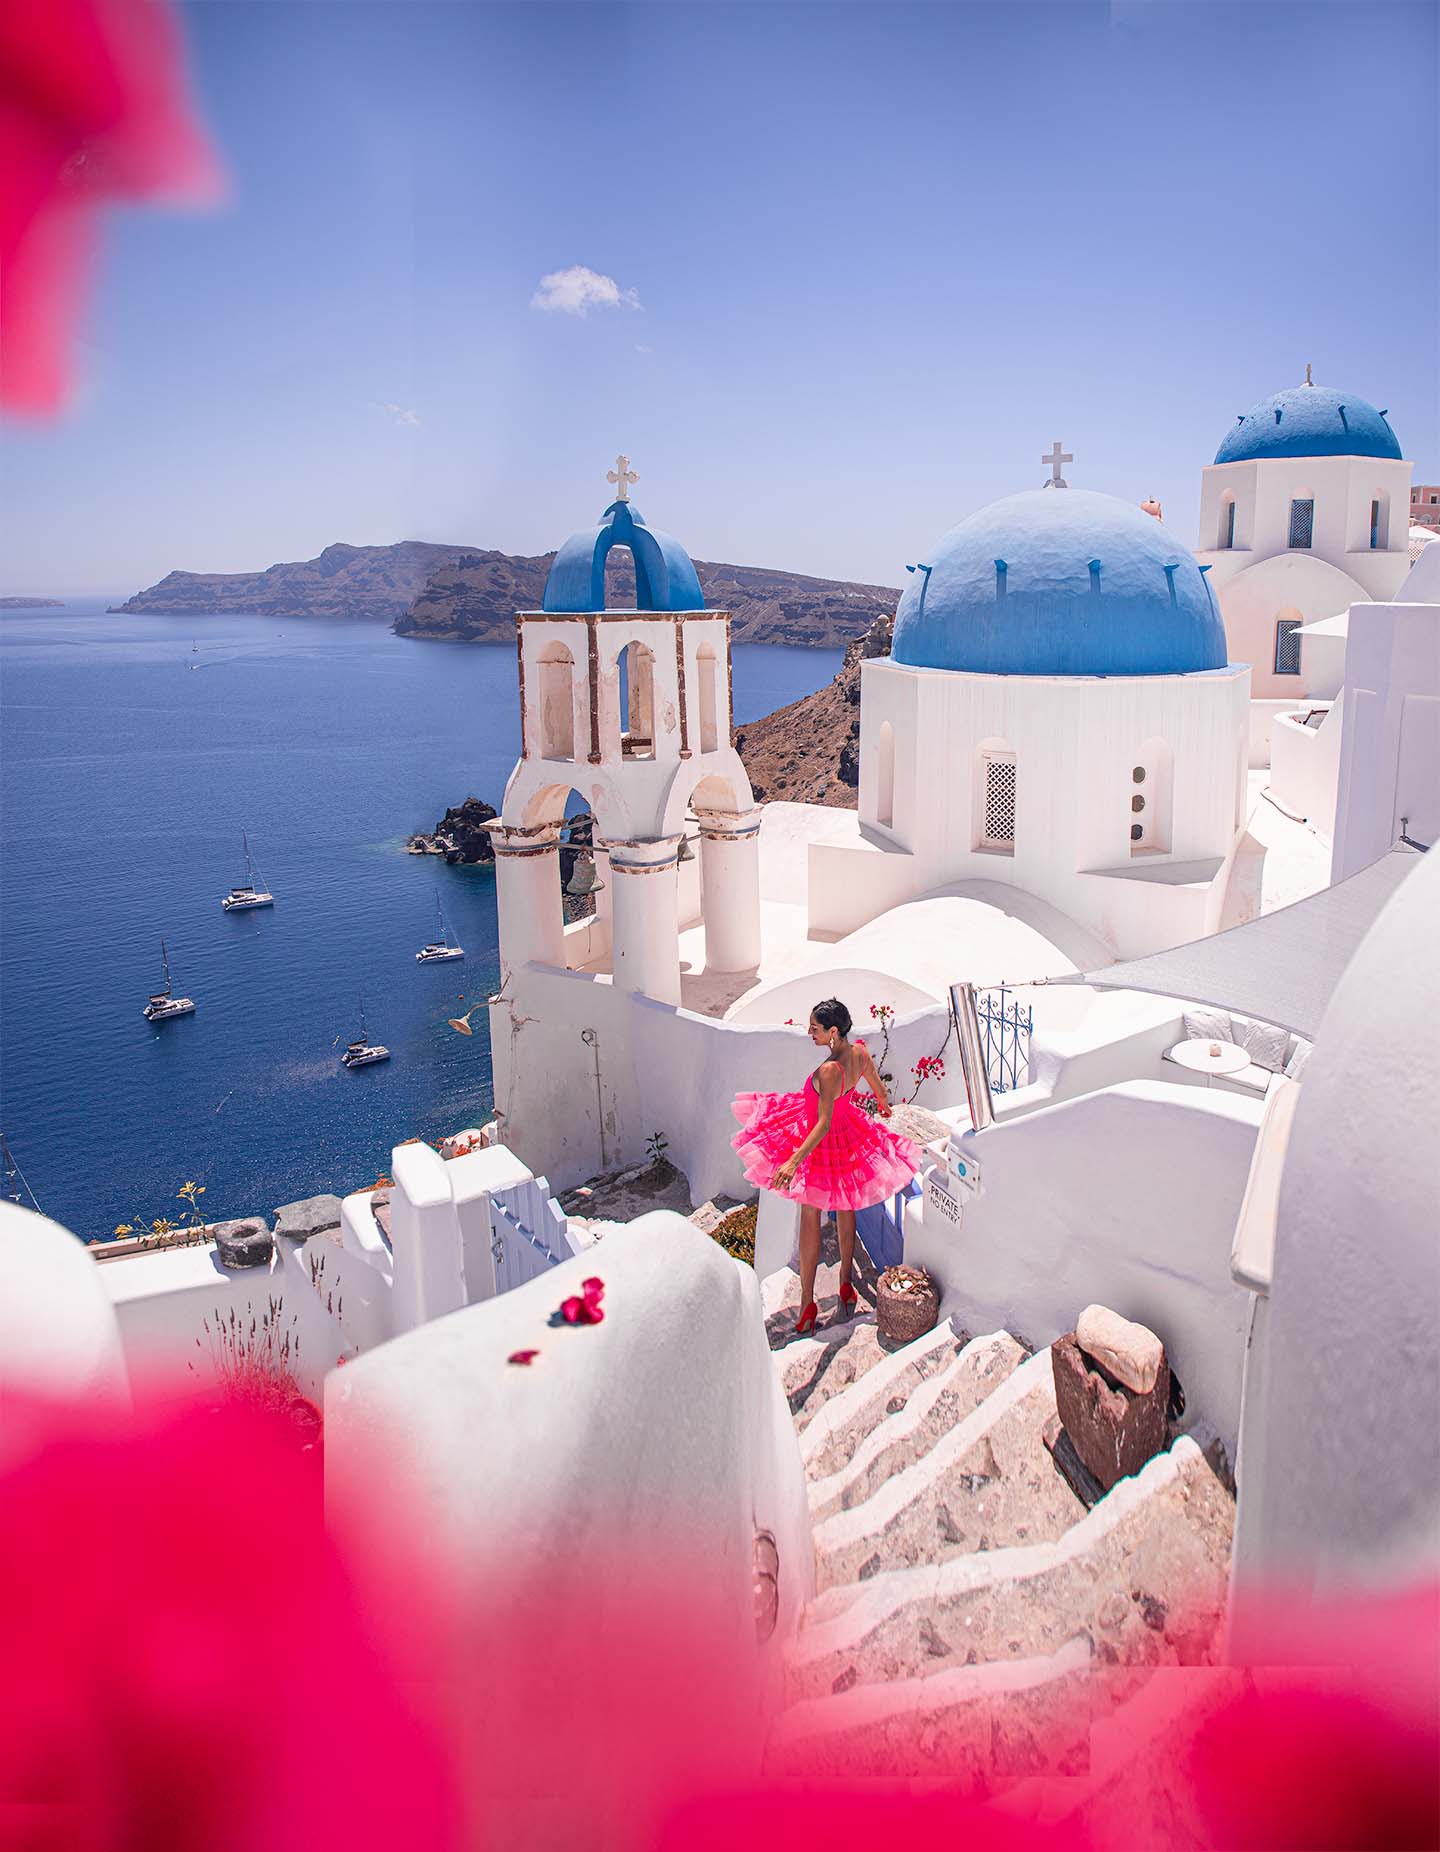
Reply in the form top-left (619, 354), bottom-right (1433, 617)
top-left (983, 756), bottom-right (1016, 845)
top-left (1274, 618), bottom-right (1303, 675)
top-left (1288, 499), bottom-right (1314, 548)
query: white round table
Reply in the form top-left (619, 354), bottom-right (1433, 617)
top-left (1169, 1037), bottom-right (1250, 1084)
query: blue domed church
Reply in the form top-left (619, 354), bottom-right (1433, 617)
top-left (820, 476), bottom-right (1254, 961)
top-left (1196, 373), bottom-right (1412, 711)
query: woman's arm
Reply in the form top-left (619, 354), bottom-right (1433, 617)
top-left (772, 1063), bottom-right (843, 1192)
top-left (859, 1041), bottom-right (892, 1117)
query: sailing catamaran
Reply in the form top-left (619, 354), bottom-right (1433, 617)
top-left (416, 895), bottom-right (464, 962)
top-left (341, 996), bottom-right (390, 1069)
top-left (143, 939), bottom-right (196, 1021)
top-left (221, 831), bottom-right (275, 911)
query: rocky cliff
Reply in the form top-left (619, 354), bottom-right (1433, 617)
top-left (396, 550), bottom-right (899, 648)
top-left (112, 541), bottom-right (469, 621)
top-left (116, 539), bottom-right (900, 650)
top-left (733, 615), bottom-right (893, 809)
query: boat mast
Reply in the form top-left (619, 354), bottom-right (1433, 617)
top-left (159, 937), bottom-right (173, 997)
top-left (1, 1133), bottom-right (41, 1212)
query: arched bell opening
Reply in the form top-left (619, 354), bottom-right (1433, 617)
top-left (618, 641), bottom-right (657, 759)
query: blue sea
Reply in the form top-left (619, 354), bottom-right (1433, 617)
top-left (0, 603), bottom-right (839, 1241)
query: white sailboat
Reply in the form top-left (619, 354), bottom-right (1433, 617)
top-left (341, 996), bottom-right (390, 1069)
top-left (416, 895), bottom-right (464, 962)
top-left (143, 939), bottom-right (196, 1021)
top-left (221, 830), bottom-right (275, 911)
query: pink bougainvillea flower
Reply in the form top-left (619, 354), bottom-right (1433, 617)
top-left (558, 1277), bottom-right (605, 1326)
top-left (0, 1391), bottom-right (462, 1849)
top-left (507, 1349), bottom-right (539, 1367)
top-left (0, 0), bottom-right (223, 415)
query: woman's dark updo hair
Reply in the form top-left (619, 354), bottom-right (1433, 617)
top-left (812, 997), bottom-right (852, 1038)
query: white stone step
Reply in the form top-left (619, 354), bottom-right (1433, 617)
top-left (807, 1330), bottom-right (1026, 1523)
top-left (789, 1437), bottom-right (1231, 1701)
top-left (798, 1316), bottom-right (971, 1483)
top-left (811, 1348), bottom-right (1082, 1592)
top-left (766, 1635), bottom-right (1093, 1780)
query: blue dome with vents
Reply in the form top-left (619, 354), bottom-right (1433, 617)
top-left (542, 499), bottom-right (704, 612)
top-left (1215, 383), bottom-right (1401, 465)
top-left (891, 488), bottom-right (1227, 679)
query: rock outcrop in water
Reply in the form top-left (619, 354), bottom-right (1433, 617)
top-left (733, 615), bottom-right (893, 810)
top-left (433, 798), bottom-right (498, 863)
top-left (115, 540), bottom-right (899, 649)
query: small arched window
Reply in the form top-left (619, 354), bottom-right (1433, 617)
top-left (876, 720), bottom-right (895, 828)
top-left (1129, 738), bottom-right (1173, 856)
top-left (696, 643), bottom-right (719, 754)
top-left (973, 739), bottom-right (1016, 854)
top-left (1218, 497), bottom-right (1236, 550)
top-left (537, 641), bottom-right (575, 761)
top-left (1370, 492), bottom-right (1390, 550)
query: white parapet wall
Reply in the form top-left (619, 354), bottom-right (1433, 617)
top-left (490, 968), bottom-right (967, 1203)
top-left (1268, 700), bottom-right (1342, 842)
top-left (324, 1213), bottom-right (813, 1821)
top-left (907, 1080), bottom-right (1263, 1462)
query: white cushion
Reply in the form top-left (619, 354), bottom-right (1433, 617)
top-left (1284, 1038), bottom-right (1314, 1081)
top-left (1182, 1006), bottom-right (1234, 1045)
top-left (1234, 1016), bottom-right (1290, 1073)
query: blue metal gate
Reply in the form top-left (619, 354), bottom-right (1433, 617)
top-left (977, 986), bottom-right (1033, 1094)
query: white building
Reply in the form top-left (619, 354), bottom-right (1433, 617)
top-left (1196, 375), bottom-right (1412, 763)
top-left (837, 485), bottom-right (1253, 959)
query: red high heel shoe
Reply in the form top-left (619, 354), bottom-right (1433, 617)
top-left (836, 1280), bottom-right (859, 1321)
top-left (793, 1302), bottom-right (818, 1337)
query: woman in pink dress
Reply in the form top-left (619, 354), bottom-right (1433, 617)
top-left (732, 998), bottom-right (922, 1336)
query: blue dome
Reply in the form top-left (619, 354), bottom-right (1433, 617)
top-left (1215, 384), bottom-right (1401, 465)
top-left (891, 489), bottom-right (1227, 678)
top-left (542, 500), bottom-right (704, 613)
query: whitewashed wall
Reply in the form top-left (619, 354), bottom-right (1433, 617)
top-left (1231, 849), bottom-right (1439, 1605)
top-left (1198, 453), bottom-right (1411, 701)
top-left (907, 1080), bottom-right (1262, 1459)
top-left (489, 968), bottom-right (965, 1203)
top-left (1331, 569), bottom-right (1440, 881)
top-left (836, 657), bottom-right (1251, 959)
top-left (325, 1215), bottom-right (814, 1818)
top-left (1269, 701), bottom-right (1342, 842)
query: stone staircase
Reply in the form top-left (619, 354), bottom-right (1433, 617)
top-left (760, 1240), bottom-right (1235, 1799)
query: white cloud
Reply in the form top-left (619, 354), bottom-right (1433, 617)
top-left (634, 343), bottom-right (652, 355)
top-left (382, 402), bottom-right (421, 427)
top-left (530, 265), bottom-right (641, 317)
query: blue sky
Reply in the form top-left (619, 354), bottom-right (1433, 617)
top-left (7, 0), bottom-right (1437, 596)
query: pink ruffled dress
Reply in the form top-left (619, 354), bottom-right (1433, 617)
top-left (731, 1040), bottom-right (922, 1211)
